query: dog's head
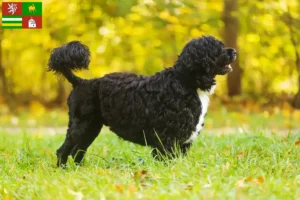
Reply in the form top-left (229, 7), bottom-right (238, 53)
top-left (175, 36), bottom-right (237, 78)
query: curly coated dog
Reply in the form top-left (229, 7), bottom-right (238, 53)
top-left (48, 35), bottom-right (236, 167)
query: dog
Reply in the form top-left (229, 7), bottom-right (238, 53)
top-left (48, 35), bottom-right (236, 167)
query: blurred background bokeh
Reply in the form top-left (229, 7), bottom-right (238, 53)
top-left (0, 0), bottom-right (299, 131)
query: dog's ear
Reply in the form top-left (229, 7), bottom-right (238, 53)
top-left (199, 57), bottom-right (213, 74)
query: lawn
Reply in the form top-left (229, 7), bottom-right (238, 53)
top-left (0, 130), bottom-right (299, 199)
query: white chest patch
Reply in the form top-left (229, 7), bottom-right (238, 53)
top-left (184, 84), bottom-right (216, 144)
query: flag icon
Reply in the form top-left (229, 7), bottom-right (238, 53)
top-left (22, 16), bottom-right (42, 29)
top-left (2, 2), bottom-right (42, 29)
top-left (2, 2), bottom-right (22, 15)
top-left (2, 16), bottom-right (23, 29)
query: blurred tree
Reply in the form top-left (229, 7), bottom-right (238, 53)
top-left (0, 2), bottom-right (13, 109)
top-left (0, 29), bottom-right (7, 101)
top-left (223, 0), bottom-right (242, 96)
top-left (1, 0), bottom-right (300, 110)
top-left (0, 3), bottom-right (6, 103)
top-left (284, 2), bottom-right (300, 108)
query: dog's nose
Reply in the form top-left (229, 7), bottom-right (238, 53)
top-left (225, 48), bottom-right (237, 55)
top-left (229, 49), bottom-right (237, 60)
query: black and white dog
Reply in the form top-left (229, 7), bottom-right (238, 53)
top-left (48, 35), bottom-right (236, 167)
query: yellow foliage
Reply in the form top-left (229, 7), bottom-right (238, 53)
top-left (0, 0), bottom-right (299, 107)
top-left (29, 101), bottom-right (46, 117)
top-left (128, 13), bottom-right (141, 21)
top-left (246, 34), bottom-right (260, 43)
top-left (191, 28), bottom-right (202, 37)
top-left (159, 10), bottom-right (171, 20)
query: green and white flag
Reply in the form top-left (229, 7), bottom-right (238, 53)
top-left (2, 16), bottom-right (22, 29)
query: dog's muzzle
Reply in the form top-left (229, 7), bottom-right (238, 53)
top-left (225, 49), bottom-right (237, 73)
top-left (224, 64), bottom-right (233, 73)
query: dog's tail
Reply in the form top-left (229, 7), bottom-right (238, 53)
top-left (48, 41), bottom-right (90, 86)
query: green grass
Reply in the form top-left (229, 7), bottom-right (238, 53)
top-left (0, 130), bottom-right (299, 199)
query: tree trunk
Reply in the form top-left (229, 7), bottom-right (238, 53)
top-left (292, 53), bottom-right (300, 108)
top-left (0, 28), bottom-right (9, 103)
top-left (292, 1), bottom-right (300, 108)
top-left (222, 0), bottom-right (242, 96)
top-left (285, 4), bottom-right (300, 109)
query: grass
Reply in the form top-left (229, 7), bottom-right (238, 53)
top-left (0, 130), bottom-right (299, 199)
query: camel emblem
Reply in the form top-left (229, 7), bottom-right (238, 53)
top-left (28, 4), bottom-right (36, 13)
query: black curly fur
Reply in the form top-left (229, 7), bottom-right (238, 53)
top-left (49, 36), bottom-right (236, 167)
top-left (48, 41), bottom-right (90, 86)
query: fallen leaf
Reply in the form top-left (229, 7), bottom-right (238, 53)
top-left (295, 140), bottom-right (300, 146)
top-left (237, 152), bottom-right (246, 159)
top-left (115, 183), bottom-right (124, 193)
top-left (185, 182), bottom-right (193, 190)
top-left (141, 170), bottom-right (147, 175)
top-left (245, 176), bottom-right (264, 185)
top-left (255, 176), bottom-right (264, 184)
top-left (244, 176), bottom-right (253, 182)
top-left (134, 170), bottom-right (148, 180)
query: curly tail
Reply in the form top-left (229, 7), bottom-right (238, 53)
top-left (48, 41), bottom-right (90, 86)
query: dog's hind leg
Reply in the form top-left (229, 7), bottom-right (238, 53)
top-left (56, 119), bottom-right (73, 168)
top-left (71, 118), bottom-right (102, 165)
top-left (56, 118), bottom-right (90, 168)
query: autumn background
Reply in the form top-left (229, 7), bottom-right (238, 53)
top-left (0, 0), bottom-right (299, 131)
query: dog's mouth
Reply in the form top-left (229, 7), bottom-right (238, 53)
top-left (217, 64), bottom-right (233, 75)
top-left (216, 49), bottom-right (236, 75)
top-left (224, 64), bottom-right (233, 73)
top-left (222, 53), bottom-right (236, 74)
